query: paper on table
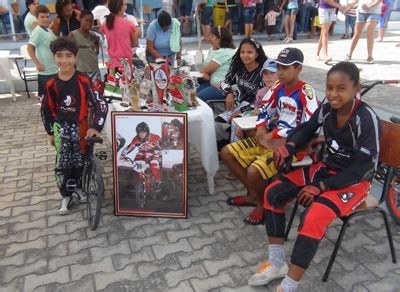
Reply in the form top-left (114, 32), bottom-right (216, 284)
top-left (232, 116), bottom-right (258, 130)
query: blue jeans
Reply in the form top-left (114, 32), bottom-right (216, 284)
top-left (197, 81), bottom-right (225, 102)
top-left (345, 15), bottom-right (356, 34)
top-left (299, 3), bottom-right (313, 33)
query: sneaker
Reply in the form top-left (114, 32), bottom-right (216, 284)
top-left (58, 196), bottom-right (73, 215)
top-left (248, 261), bottom-right (288, 286)
top-left (284, 38), bottom-right (293, 44)
top-left (74, 189), bottom-right (87, 203)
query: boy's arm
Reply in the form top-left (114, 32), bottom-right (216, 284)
top-left (40, 80), bottom-right (56, 137)
top-left (301, 83), bottom-right (319, 122)
top-left (27, 43), bottom-right (44, 72)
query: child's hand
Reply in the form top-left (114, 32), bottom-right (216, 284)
top-left (36, 63), bottom-right (45, 72)
top-left (48, 135), bottom-right (55, 146)
top-left (86, 128), bottom-right (99, 138)
top-left (202, 72), bottom-right (210, 80)
top-left (235, 127), bottom-right (244, 139)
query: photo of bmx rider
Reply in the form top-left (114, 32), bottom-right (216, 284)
top-left (112, 112), bottom-right (187, 218)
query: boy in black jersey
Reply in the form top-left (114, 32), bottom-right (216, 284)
top-left (248, 62), bottom-right (381, 291)
top-left (41, 37), bottom-right (108, 215)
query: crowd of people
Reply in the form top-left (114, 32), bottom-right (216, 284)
top-left (13, 0), bottom-right (391, 291)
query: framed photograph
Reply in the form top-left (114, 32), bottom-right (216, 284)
top-left (112, 112), bottom-right (188, 218)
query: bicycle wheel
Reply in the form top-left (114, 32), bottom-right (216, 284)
top-left (386, 175), bottom-right (400, 225)
top-left (135, 183), bottom-right (146, 208)
top-left (86, 157), bottom-right (104, 230)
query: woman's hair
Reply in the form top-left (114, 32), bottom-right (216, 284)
top-left (25, 0), bottom-right (36, 10)
top-left (35, 5), bottom-right (49, 17)
top-left (210, 26), bottom-right (235, 49)
top-left (327, 62), bottom-right (360, 85)
top-left (50, 37), bottom-right (79, 56)
top-left (106, 0), bottom-right (124, 29)
top-left (228, 38), bottom-right (267, 74)
top-left (55, 0), bottom-right (72, 18)
top-left (80, 9), bottom-right (93, 20)
top-left (157, 11), bottom-right (172, 28)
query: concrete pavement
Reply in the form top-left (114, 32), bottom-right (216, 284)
top-left (0, 31), bottom-right (400, 291)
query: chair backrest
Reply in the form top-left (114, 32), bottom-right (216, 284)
top-left (379, 120), bottom-right (400, 167)
top-left (20, 45), bottom-right (31, 60)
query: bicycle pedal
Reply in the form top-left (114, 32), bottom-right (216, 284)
top-left (96, 151), bottom-right (108, 160)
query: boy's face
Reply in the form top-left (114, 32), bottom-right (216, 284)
top-left (262, 70), bottom-right (278, 89)
top-left (37, 12), bottom-right (50, 27)
top-left (326, 71), bottom-right (360, 110)
top-left (277, 64), bottom-right (302, 86)
top-left (80, 15), bottom-right (94, 31)
top-left (54, 49), bottom-right (76, 74)
top-left (138, 131), bottom-right (147, 140)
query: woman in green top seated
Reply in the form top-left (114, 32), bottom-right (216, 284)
top-left (197, 26), bottom-right (236, 102)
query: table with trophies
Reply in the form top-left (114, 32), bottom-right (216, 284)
top-left (103, 58), bottom-right (219, 194)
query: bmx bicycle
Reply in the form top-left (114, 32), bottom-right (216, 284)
top-left (66, 136), bottom-right (106, 230)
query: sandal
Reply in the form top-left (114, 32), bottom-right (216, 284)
top-left (243, 208), bottom-right (264, 225)
top-left (344, 54), bottom-right (352, 61)
top-left (226, 196), bottom-right (257, 207)
top-left (367, 57), bottom-right (374, 64)
top-left (324, 57), bottom-right (332, 64)
top-left (222, 171), bottom-right (237, 181)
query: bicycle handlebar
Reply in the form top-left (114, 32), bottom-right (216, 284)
top-left (86, 136), bottom-right (103, 144)
top-left (360, 80), bottom-right (400, 96)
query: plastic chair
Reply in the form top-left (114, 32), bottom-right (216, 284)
top-left (284, 120), bottom-right (398, 282)
top-left (11, 44), bottom-right (38, 98)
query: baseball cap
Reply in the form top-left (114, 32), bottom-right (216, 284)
top-left (261, 58), bottom-right (277, 74)
top-left (275, 48), bottom-right (304, 66)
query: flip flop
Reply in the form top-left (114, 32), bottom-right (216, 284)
top-left (222, 172), bottom-right (237, 181)
top-left (324, 57), bottom-right (332, 64)
top-left (243, 208), bottom-right (264, 225)
top-left (226, 196), bottom-right (257, 207)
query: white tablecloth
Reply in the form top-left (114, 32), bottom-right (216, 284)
top-left (104, 98), bottom-right (219, 194)
top-left (0, 50), bottom-right (16, 101)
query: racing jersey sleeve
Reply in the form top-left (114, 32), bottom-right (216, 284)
top-left (321, 106), bottom-right (381, 190)
top-left (286, 104), bottom-right (324, 148)
top-left (40, 77), bottom-right (57, 135)
top-left (300, 83), bottom-right (319, 122)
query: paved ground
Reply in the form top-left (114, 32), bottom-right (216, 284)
top-left (1, 31), bottom-right (400, 292)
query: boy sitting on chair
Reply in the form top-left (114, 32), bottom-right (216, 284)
top-left (221, 47), bottom-right (319, 225)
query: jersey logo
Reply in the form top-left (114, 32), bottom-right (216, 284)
top-left (338, 192), bottom-right (354, 203)
top-left (63, 95), bottom-right (75, 106)
top-left (302, 84), bottom-right (314, 100)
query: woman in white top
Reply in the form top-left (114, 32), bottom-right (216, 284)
top-left (24, 0), bottom-right (39, 37)
top-left (345, 0), bottom-right (382, 64)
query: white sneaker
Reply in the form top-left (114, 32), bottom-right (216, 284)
top-left (58, 196), bottom-right (73, 215)
top-left (74, 189), bottom-right (87, 203)
top-left (248, 261), bottom-right (288, 286)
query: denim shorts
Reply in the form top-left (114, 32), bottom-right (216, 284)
top-left (243, 7), bottom-right (256, 24)
top-left (318, 7), bottom-right (335, 24)
top-left (285, 8), bottom-right (298, 16)
top-left (201, 6), bottom-right (213, 25)
top-left (356, 11), bottom-right (380, 23)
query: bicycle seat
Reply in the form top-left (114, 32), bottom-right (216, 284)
top-left (390, 116), bottom-right (400, 124)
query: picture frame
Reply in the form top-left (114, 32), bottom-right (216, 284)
top-left (112, 112), bottom-right (188, 218)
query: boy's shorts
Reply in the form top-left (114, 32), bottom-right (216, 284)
top-left (243, 7), bottom-right (256, 24)
top-left (318, 7), bottom-right (335, 25)
top-left (38, 74), bottom-right (56, 98)
top-left (226, 137), bottom-right (277, 180)
top-left (201, 6), bottom-right (213, 25)
top-left (356, 11), bottom-right (379, 23)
